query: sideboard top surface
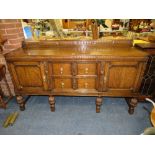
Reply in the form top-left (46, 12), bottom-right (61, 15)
top-left (5, 40), bottom-right (149, 60)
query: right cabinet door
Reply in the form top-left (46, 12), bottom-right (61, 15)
top-left (103, 61), bottom-right (146, 93)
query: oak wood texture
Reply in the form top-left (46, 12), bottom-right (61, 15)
top-left (5, 39), bottom-right (148, 113)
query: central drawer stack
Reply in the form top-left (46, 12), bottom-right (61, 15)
top-left (77, 63), bottom-right (97, 89)
top-left (49, 62), bottom-right (98, 92)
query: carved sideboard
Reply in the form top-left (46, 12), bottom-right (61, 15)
top-left (4, 40), bottom-right (148, 114)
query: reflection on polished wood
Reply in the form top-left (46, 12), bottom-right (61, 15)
top-left (5, 39), bottom-right (148, 113)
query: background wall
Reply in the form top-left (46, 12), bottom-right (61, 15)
top-left (0, 19), bottom-right (24, 96)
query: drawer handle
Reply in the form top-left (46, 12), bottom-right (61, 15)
top-left (60, 67), bottom-right (63, 74)
top-left (19, 85), bottom-right (23, 90)
top-left (104, 76), bottom-right (107, 82)
top-left (85, 68), bottom-right (88, 74)
top-left (43, 75), bottom-right (46, 82)
top-left (61, 82), bottom-right (65, 88)
top-left (85, 82), bottom-right (88, 88)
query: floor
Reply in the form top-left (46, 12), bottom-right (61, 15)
top-left (0, 96), bottom-right (153, 135)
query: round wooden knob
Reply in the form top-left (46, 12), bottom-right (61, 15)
top-left (85, 68), bottom-right (88, 74)
top-left (60, 67), bottom-right (63, 74)
top-left (43, 75), bottom-right (46, 82)
top-left (61, 82), bottom-right (64, 88)
top-left (18, 85), bottom-right (23, 90)
top-left (84, 82), bottom-right (88, 88)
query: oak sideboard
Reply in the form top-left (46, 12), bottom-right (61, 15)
top-left (5, 39), bottom-right (148, 114)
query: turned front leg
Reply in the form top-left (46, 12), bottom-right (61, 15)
top-left (16, 95), bottom-right (25, 111)
top-left (96, 97), bottom-right (103, 113)
top-left (49, 96), bottom-right (55, 112)
top-left (128, 98), bottom-right (138, 114)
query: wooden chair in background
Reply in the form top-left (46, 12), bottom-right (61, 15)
top-left (0, 64), bottom-right (13, 109)
top-left (0, 34), bottom-right (13, 109)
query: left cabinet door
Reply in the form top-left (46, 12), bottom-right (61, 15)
top-left (8, 61), bottom-right (49, 93)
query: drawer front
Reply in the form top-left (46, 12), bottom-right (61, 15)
top-left (54, 78), bottom-right (72, 89)
top-left (52, 63), bottom-right (71, 75)
top-left (77, 63), bottom-right (96, 75)
top-left (77, 78), bottom-right (96, 89)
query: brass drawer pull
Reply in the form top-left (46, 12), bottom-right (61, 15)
top-left (60, 67), bottom-right (63, 74)
top-left (43, 75), bottom-right (46, 82)
top-left (85, 68), bottom-right (88, 74)
top-left (84, 82), bottom-right (88, 88)
top-left (61, 82), bottom-right (65, 88)
top-left (19, 85), bottom-right (23, 90)
top-left (104, 76), bottom-right (107, 82)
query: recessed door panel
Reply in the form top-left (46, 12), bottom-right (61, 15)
top-left (9, 62), bottom-right (48, 92)
top-left (108, 66), bottom-right (137, 89)
top-left (15, 66), bottom-right (43, 87)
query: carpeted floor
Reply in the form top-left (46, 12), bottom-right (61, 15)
top-left (0, 96), bottom-right (153, 135)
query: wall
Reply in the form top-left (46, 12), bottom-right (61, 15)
top-left (0, 19), bottom-right (24, 96)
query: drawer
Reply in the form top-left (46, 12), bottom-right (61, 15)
top-left (53, 63), bottom-right (71, 75)
top-left (77, 63), bottom-right (96, 75)
top-left (54, 78), bottom-right (72, 89)
top-left (77, 78), bottom-right (96, 89)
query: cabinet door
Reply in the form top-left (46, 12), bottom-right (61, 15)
top-left (103, 61), bottom-right (145, 92)
top-left (9, 62), bottom-right (48, 93)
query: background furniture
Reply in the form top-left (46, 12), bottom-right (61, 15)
top-left (0, 64), bottom-right (12, 108)
top-left (0, 35), bottom-right (12, 108)
top-left (62, 19), bottom-right (91, 30)
top-left (5, 39), bottom-right (148, 113)
top-left (135, 43), bottom-right (155, 100)
top-left (129, 19), bottom-right (151, 32)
